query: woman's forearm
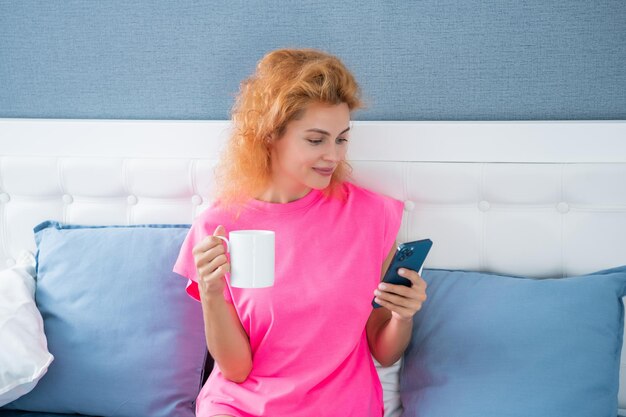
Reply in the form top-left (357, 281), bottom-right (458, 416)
top-left (201, 292), bottom-right (253, 383)
top-left (372, 316), bottom-right (413, 367)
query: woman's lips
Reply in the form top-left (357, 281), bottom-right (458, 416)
top-left (313, 167), bottom-right (334, 176)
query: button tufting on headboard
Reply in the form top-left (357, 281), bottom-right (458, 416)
top-left (1, 120), bottom-right (624, 280)
top-left (478, 200), bottom-right (491, 212)
top-left (557, 202), bottom-right (570, 213)
top-left (1, 118), bottom-right (626, 409)
top-left (191, 195), bottom-right (203, 206)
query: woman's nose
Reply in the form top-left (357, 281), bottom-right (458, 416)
top-left (322, 144), bottom-right (342, 161)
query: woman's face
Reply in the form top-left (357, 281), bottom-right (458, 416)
top-left (264, 101), bottom-right (351, 203)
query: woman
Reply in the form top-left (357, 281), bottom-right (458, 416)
top-left (173, 48), bottom-right (427, 417)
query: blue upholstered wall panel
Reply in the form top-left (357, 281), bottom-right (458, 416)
top-left (0, 1), bottom-right (624, 120)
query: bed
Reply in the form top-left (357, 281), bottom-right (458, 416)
top-left (1, 118), bottom-right (625, 417)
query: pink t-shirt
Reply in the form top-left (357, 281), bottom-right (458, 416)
top-left (173, 181), bottom-right (404, 417)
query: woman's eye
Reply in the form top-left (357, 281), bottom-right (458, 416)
top-left (306, 137), bottom-right (348, 145)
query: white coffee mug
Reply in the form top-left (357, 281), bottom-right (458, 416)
top-left (215, 230), bottom-right (275, 288)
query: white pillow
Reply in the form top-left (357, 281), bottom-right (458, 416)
top-left (0, 250), bottom-right (54, 406)
top-left (374, 356), bottom-right (403, 417)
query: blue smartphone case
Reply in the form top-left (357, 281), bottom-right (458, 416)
top-left (372, 238), bottom-right (433, 308)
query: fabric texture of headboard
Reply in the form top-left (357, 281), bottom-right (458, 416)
top-left (1, 118), bottom-right (625, 409)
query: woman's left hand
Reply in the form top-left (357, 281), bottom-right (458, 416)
top-left (373, 268), bottom-right (427, 321)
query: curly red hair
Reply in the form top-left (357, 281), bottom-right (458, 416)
top-left (213, 48), bottom-right (364, 211)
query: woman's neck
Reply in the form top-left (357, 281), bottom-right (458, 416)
top-left (255, 185), bottom-right (312, 204)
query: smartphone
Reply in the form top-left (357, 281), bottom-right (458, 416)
top-left (372, 238), bottom-right (433, 308)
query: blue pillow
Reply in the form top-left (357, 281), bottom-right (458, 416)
top-left (401, 266), bottom-right (626, 417)
top-left (0, 412), bottom-right (89, 417)
top-left (3, 221), bottom-right (206, 417)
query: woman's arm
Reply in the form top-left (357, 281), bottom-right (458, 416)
top-left (366, 242), bottom-right (428, 367)
top-left (200, 292), bottom-right (253, 383)
top-left (193, 225), bottom-right (253, 383)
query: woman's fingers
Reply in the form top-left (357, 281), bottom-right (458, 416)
top-left (192, 226), bottom-right (231, 295)
top-left (398, 268), bottom-right (427, 289)
top-left (374, 287), bottom-right (425, 309)
top-left (374, 268), bottom-right (428, 319)
top-left (193, 234), bottom-right (226, 257)
top-left (372, 297), bottom-right (416, 319)
top-left (195, 241), bottom-right (226, 269)
top-left (197, 253), bottom-right (230, 279)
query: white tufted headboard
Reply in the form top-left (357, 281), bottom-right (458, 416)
top-left (1, 118), bottom-right (626, 406)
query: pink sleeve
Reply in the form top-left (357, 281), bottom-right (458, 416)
top-left (173, 219), bottom-right (233, 303)
top-left (381, 195), bottom-right (404, 259)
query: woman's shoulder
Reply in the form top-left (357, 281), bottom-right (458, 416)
top-left (342, 181), bottom-right (402, 206)
top-left (191, 199), bottom-right (243, 228)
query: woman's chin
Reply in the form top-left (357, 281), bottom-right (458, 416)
top-left (310, 179), bottom-right (332, 190)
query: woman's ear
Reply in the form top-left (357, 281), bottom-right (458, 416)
top-left (264, 134), bottom-right (275, 159)
top-left (265, 133), bottom-right (277, 147)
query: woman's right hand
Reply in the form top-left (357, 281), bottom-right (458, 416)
top-left (192, 225), bottom-right (230, 297)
